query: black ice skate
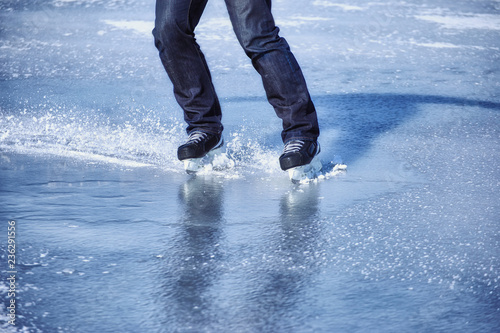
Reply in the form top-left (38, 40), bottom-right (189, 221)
top-left (279, 140), bottom-right (322, 183)
top-left (178, 131), bottom-right (224, 174)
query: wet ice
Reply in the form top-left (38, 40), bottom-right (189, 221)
top-left (1, 0), bottom-right (499, 332)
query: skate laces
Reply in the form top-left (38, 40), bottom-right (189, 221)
top-left (283, 140), bottom-right (305, 154)
top-left (186, 131), bottom-right (208, 144)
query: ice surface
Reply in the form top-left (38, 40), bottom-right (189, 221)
top-left (1, 0), bottom-right (499, 332)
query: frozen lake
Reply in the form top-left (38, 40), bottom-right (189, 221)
top-left (1, 0), bottom-right (499, 332)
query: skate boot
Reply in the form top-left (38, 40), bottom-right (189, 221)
top-left (279, 140), bottom-right (322, 183)
top-left (178, 131), bottom-right (224, 174)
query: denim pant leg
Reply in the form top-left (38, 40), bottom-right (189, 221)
top-left (153, 0), bottom-right (223, 135)
top-left (224, 0), bottom-right (320, 143)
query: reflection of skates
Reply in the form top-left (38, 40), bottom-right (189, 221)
top-left (179, 176), bottom-right (224, 220)
top-left (177, 131), bottom-right (233, 174)
top-left (279, 140), bottom-right (322, 183)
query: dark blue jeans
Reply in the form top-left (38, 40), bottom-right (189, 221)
top-left (153, 0), bottom-right (319, 143)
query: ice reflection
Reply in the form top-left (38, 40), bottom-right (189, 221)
top-left (239, 185), bottom-right (324, 331)
top-left (155, 179), bottom-right (330, 331)
top-left (159, 175), bottom-right (225, 330)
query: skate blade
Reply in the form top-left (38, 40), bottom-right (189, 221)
top-left (183, 146), bottom-right (234, 174)
top-left (288, 155), bottom-right (323, 184)
top-left (183, 159), bottom-right (204, 174)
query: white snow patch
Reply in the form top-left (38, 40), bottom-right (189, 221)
top-left (408, 40), bottom-right (493, 50)
top-left (1, 145), bottom-right (154, 169)
top-left (196, 18), bottom-right (235, 41)
top-left (60, 151), bottom-right (153, 168)
top-left (277, 16), bottom-right (333, 28)
top-left (312, 1), bottom-right (364, 11)
top-left (287, 16), bottom-right (332, 22)
top-left (414, 42), bottom-right (460, 48)
top-left (103, 20), bottom-right (153, 36)
top-left (416, 14), bottom-right (500, 30)
top-left (62, 268), bottom-right (75, 275)
top-left (199, 17), bottom-right (232, 29)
